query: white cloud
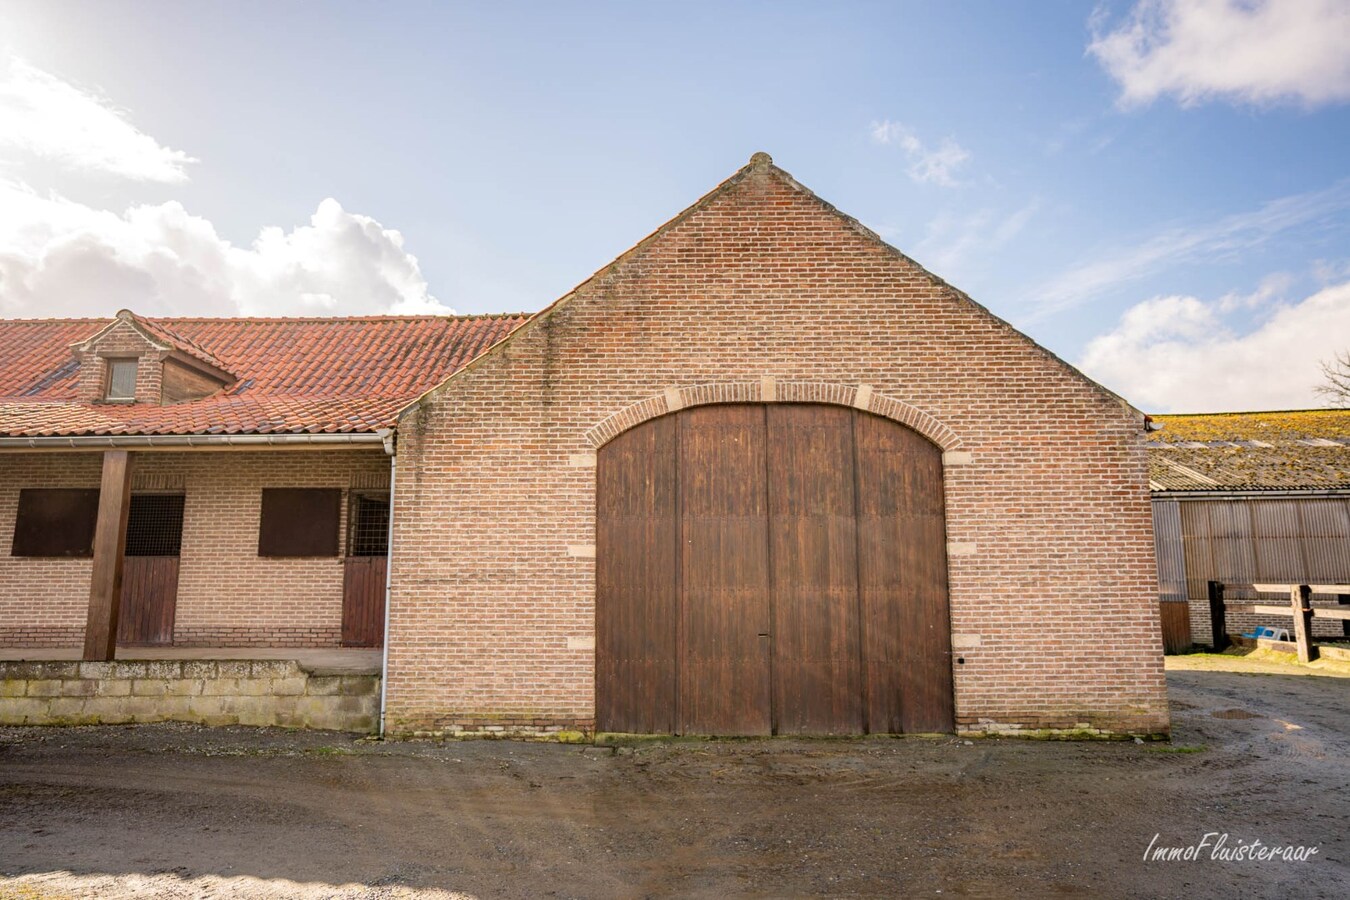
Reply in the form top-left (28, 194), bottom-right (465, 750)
top-left (914, 200), bottom-right (1041, 279)
top-left (869, 120), bottom-right (970, 187)
top-left (1089, 0), bottom-right (1350, 108)
top-left (0, 180), bottom-right (452, 318)
top-left (1078, 278), bottom-right (1350, 412)
top-left (1215, 271), bottom-right (1294, 312)
top-left (1021, 179), bottom-right (1350, 318)
top-left (0, 57), bottom-right (196, 182)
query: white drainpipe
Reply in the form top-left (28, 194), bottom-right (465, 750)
top-left (377, 432), bottom-right (397, 737)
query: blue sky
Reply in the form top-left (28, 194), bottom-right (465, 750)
top-left (1, 0), bottom-right (1348, 412)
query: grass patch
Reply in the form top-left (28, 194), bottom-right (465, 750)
top-left (1149, 744), bottom-right (1207, 754)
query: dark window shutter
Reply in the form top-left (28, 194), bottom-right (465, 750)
top-left (11, 488), bottom-right (101, 557)
top-left (258, 488), bottom-right (341, 557)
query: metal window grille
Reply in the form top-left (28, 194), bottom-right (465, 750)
top-left (124, 494), bottom-right (185, 557)
top-left (348, 494), bottom-right (390, 557)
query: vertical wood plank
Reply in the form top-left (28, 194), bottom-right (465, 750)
top-left (767, 404), bottom-right (862, 734)
top-left (1158, 601), bottom-right (1192, 654)
top-left (1291, 583), bottom-right (1316, 663)
top-left (855, 412), bottom-right (953, 734)
top-left (678, 405), bottom-right (772, 736)
top-left (83, 450), bottom-right (134, 661)
top-left (596, 414), bottom-right (678, 733)
top-left (342, 556), bottom-right (387, 647)
top-left (1207, 581), bottom-right (1228, 651)
top-left (117, 557), bottom-right (179, 645)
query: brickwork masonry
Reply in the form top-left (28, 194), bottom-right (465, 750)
top-left (384, 156), bottom-right (1170, 738)
top-left (0, 449), bottom-right (389, 649)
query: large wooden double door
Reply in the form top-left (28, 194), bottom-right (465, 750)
top-left (597, 403), bottom-right (954, 735)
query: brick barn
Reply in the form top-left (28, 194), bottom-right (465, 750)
top-left (1, 154), bottom-right (1169, 738)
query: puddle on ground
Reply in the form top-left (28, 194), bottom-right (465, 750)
top-left (1211, 708), bottom-right (1262, 719)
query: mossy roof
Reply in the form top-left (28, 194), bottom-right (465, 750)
top-left (1148, 409), bottom-right (1350, 492)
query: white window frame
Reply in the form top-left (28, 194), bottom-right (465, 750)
top-left (105, 358), bottom-right (139, 402)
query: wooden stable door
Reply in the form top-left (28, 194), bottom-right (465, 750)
top-left (597, 403), bottom-right (954, 736)
top-left (342, 493), bottom-right (390, 647)
top-left (342, 557), bottom-right (387, 647)
top-left (117, 494), bottom-right (184, 646)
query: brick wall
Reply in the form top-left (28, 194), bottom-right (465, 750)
top-left (384, 156), bottom-right (1169, 737)
top-left (0, 449), bottom-right (389, 648)
top-left (73, 318), bottom-right (165, 404)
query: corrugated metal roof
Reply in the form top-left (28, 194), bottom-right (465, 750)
top-left (1149, 410), bottom-right (1350, 492)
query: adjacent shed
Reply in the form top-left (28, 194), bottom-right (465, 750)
top-left (1148, 409), bottom-right (1350, 651)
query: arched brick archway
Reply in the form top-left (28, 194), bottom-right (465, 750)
top-left (583, 381), bottom-right (965, 452)
top-left (595, 401), bottom-right (955, 736)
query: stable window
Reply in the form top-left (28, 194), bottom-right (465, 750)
top-left (347, 493), bottom-right (390, 557)
top-left (125, 494), bottom-right (186, 557)
top-left (257, 488), bottom-right (341, 557)
top-left (105, 358), bottom-right (138, 401)
top-left (10, 488), bottom-right (100, 557)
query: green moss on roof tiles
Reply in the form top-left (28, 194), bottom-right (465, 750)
top-left (1151, 409), bottom-right (1350, 443)
top-left (1149, 409), bottom-right (1350, 492)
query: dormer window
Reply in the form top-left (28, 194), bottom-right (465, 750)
top-left (70, 310), bottom-right (236, 404)
top-left (105, 358), bottom-right (138, 402)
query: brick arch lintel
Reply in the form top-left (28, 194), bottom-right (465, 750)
top-left (583, 380), bottom-right (964, 451)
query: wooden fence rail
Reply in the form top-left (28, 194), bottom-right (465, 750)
top-left (1208, 581), bottom-right (1350, 663)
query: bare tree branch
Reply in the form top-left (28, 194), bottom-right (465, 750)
top-left (1315, 349), bottom-right (1350, 408)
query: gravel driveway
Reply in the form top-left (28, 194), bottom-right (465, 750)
top-left (1, 656), bottom-right (1347, 898)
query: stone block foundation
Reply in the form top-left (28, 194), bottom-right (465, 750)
top-left (0, 659), bottom-right (379, 733)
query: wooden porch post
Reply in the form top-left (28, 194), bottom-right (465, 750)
top-left (1207, 581), bottom-right (1228, 651)
top-left (83, 450), bottom-right (135, 661)
top-left (1290, 584), bottom-right (1316, 664)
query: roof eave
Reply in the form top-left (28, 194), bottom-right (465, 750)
top-left (1151, 486), bottom-right (1350, 498)
top-left (0, 429), bottom-right (392, 451)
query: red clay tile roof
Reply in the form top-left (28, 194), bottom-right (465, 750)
top-left (0, 314), bottom-right (527, 437)
top-left (1149, 409), bottom-right (1350, 492)
top-left (126, 315), bottom-right (233, 374)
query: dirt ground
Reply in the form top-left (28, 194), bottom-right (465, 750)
top-left (1, 654), bottom-right (1347, 899)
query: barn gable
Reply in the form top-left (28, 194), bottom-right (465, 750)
top-left (385, 153), bottom-right (1167, 739)
top-left (404, 152), bottom-right (1139, 428)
